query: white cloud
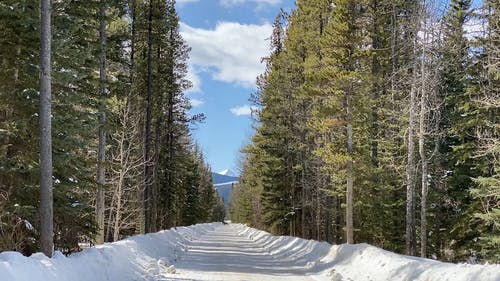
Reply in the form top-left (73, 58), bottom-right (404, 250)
top-left (230, 105), bottom-right (256, 116)
top-left (190, 98), bottom-right (204, 107)
top-left (180, 21), bottom-right (272, 87)
top-left (219, 0), bottom-right (282, 6)
top-left (186, 65), bottom-right (202, 93)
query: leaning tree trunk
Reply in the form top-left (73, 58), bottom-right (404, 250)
top-left (39, 0), bottom-right (54, 258)
top-left (113, 135), bottom-right (125, 242)
top-left (96, 0), bottom-right (107, 244)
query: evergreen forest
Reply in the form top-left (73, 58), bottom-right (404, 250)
top-left (0, 0), bottom-right (225, 258)
top-left (0, 0), bottom-right (498, 264)
top-left (230, 0), bottom-right (499, 262)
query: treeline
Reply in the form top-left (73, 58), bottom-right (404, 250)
top-left (0, 0), bottom-right (224, 256)
top-left (231, 0), bottom-right (499, 262)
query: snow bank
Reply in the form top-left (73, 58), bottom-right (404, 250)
top-left (0, 223), bottom-right (217, 281)
top-left (235, 224), bottom-right (500, 281)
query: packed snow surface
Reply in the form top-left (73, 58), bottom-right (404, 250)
top-left (0, 223), bottom-right (498, 281)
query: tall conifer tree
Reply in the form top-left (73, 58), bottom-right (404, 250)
top-left (39, 0), bottom-right (54, 258)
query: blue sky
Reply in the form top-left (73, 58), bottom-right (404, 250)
top-left (176, 0), bottom-right (483, 175)
top-left (176, 0), bottom-right (295, 174)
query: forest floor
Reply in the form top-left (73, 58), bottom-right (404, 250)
top-left (0, 223), bottom-right (499, 281)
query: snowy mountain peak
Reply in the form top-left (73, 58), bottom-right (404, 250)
top-left (218, 169), bottom-right (235, 177)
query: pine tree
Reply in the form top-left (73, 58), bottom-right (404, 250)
top-left (403, 0), bottom-right (420, 256)
top-left (251, 9), bottom-right (302, 236)
top-left (470, 0), bottom-right (500, 261)
top-left (232, 0), bottom-right (498, 263)
top-left (1, 0), bottom-right (215, 254)
top-left (313, 0), bottom-right (370, 244)
top-left (143, 0), bottom-right (154, 233)
top-left (430, 0), bottom-right (483, 260)
top-left (362, 0), bottom-right (406, 251)
top-left (0, 0), bottom-right (41, 254)
top-left (291, 0), bottom-right (332, 241)
top-left (51, 0), bottom-right (101, 249)
top-left (96, 0), bottom-right (108, 245)
top-left (231, 145), bottom-right (265, 228)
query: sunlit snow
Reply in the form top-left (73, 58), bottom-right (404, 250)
top-left (0, 223), bottom-right (498, 281)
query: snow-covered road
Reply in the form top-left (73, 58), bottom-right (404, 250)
top-left (1, 222), bottom-right (499, 281)
top-left (174, 224), bottom-right (316, 280)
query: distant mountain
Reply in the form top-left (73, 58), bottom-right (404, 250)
top-left (212, 172), bottom-right (239, 186)
top-left (212, 171), bottom-right (239, 206)
top-left (218, 169), bottom-right (236, 177)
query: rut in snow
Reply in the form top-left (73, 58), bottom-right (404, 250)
top-left (174, 224), bottom-right (323, 280)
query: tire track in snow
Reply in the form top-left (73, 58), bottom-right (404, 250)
top-left (172, 224), bottom-right (317, 281)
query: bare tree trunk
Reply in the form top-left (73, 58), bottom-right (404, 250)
top-left (151, 125), bottom-right (159, 232)
top-left (345, 1), bottom-right (356, 245)
top-left (127, 0), bottom-right (144, 235)
top-left (346, 88), bottom-right (354, 244)
top-left (419, 13), bottom-right (429, 258)
top-left (96, 0), bottom-right (107, 245)
top-left (39, 0), bottom-right (54, 258)
top-left (129, 0), bottom-right (136, 86)
top-left (113, 133), bottom-right (125, 241)
top-left (144, 0), bottom-right (154, 233)
top-left (299, 125), bottom-right (306, 238)
top-left (335, 196), bottom-right (343, 243)
top-left (113, 180), bottom-right (122, 241)
top-left (164, 88), bottom-right (174, 227)
top-left (370, 0), bottom-right (380, 168)
top-left (406, 51), bottom-right (418, 257)
top-left (14, 45), bottom-right (21, 82)
top-left (316, 174), bottom-right (320, 241)
top-left (419, 129), bottom-right (428, 258)
top-left (110, 98), bottom-right (145, 241)
top-left (105, 188), bottom-right (115, 240)
top-left (289, 157), bottom-right (295, 238)
top-left (390, 3), bottom-right (398, 98)
top-left (151, 42), bottom-right (165, 232)
top-left (300, 180), bottom-right (305, 237)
